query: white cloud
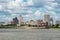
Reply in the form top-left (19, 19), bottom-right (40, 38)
top-left (7, 0), bottom-right (33, 13)
top-left (45, 0), bottom-right (55, 2)
top-left (15, 0), bottom-right (23, 3)
top-left (0, 0), bottom-right (59, 22)
top-left (0, 5), bottom-right (2, 10)
top-left (27, 8), bottom-right (33, 13)
top-left (11, 13), bottom-right (17, 16)
top-left (34, 10), bottom-right (42, 17)
top-left (0, 15), bottom-right (12, 22)
top-left (27, 0), bottom-right (34, 5)
top-left (6, 17), bottom-right (13, 22)
top-left (47, 11), bottom-right (57, 16)
top-left (47, 2), bottom-right (58, 7)
top-left (45, 5), bottom-right (54, 10)
top-left (0, 15), bottom-right (6, 18)
top-left (24, 15), bottom-right (30, 17)
top-left (7, 1), bottom-right (19, 9)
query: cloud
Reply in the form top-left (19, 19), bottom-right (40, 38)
top-left (44, 5), bottom-right (54, 10)
top-left (33, 0), bottom-right (45, 7)
top-left (54, 15), bottom-right (60, 20)
top-left (34, 10), bottom-right (41, 17)
top-left (0, 5), bottom-right (3, 10)
top-left (24, 14), bottom-right (31, 18)
top-left (55, 0), bottom-right (60, 4)
top-left (45, 0), bottom-right (55, 2)
top-left (47, 2), bottom-right (58, 7)
top-left (27, 0), bottom-right (34, 6)
top-left (0, 15), bottom-right (12, 22)
top-left (0, 0), bottom-right (59, 22)
top-left (11, 13), bottom-right (17, 17)
top-left (7, 1), bottom-right (19, 9)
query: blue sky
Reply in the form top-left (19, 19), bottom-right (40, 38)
top-left (0, 0), bottom-right (60, 22)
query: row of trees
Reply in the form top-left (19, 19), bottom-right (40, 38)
top-left (21, 24), bottom-right (60, 28)
top-left (51, 24), bottom-right (60, 28)
top-left (0, 24), bottom-right (17, 28)
top-left (0, 24), bottom-right (60, 28)
top-left (21, 24), bottom-right (45, 27)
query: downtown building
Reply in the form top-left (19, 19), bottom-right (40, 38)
top-left (13, 17), bottom-right (19, 24)
top-left (37, 20), bottom-right (45, 27)
top-left (44, 14), bottom-right (51, 26)
top-left (7, 17), bottom-right (19, 25)
top-left (26, 20), bottom-right (37, 25)
top-left (17, 15), bottom-right (24, 26)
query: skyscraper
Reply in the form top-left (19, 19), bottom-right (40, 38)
top-left (17, 15), bottom-right (24, 26)
top-left (44, 14), bottom-right (51, 25)
top-left (50, 18), bottom-right (53, 25)
top-left (13, 17), bottom-right (19, 24)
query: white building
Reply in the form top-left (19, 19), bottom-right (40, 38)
top-left (26, 20), bottom-right (37, 25)
top-left (44, 14), bottom-right (51, 25)
top-left (17, 15), bottom-right (24, 26)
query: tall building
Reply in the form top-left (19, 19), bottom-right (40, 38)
top-left (50, 18), bottom-right (53, 25)
top-left (44, 14), bottom-right (51, 25)
top-left (13, 17), bottom-right (19, 24)
top-left (17, 15), bottom-right (24, 26)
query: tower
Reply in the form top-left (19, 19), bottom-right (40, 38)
top-left (44, 14), bottom-right (51, 25)
top-left (17, 15), bottom-right (23, 26)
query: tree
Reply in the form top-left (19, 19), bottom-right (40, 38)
top-left (55, 24), bottom-right (59, 28)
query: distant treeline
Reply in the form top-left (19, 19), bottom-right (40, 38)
top-left (0, 24), bottom-right (17, 28)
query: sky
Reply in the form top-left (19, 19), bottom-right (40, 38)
top-left (0, 0), bottom-right (60, 22)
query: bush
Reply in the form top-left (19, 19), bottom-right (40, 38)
top-left (51, 24), bottom-right (59, 28)
top-left (0, 24), bottom-right (17, 28)
top-left (28, 24), bottom-right (31, 27)
top-left (55, 24), bottom-right (59, 28)
top-left (5, 24), bottom-right (17, 26)
top-left (20, 24), bottom-right (25, 26)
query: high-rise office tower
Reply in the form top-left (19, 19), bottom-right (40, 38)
top-left (17, 15), bottom-right (24, 26)
top-left (44, 14), bottom-right (51, 25)
top-left (13, 17), bottom-right (19, 24)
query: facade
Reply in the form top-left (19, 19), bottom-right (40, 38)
top-left (50, 18), bottom-right (53, 25)
top-left (44, 14), bottom-right (51, 25)
top-left (13, 17), bottom-right (19, 24)
top-left (8, 21), bottom-right (14, 24)
top-left (37, 20), bottom-right (45, 27)
top-left (26, 20), bottom-right (37, 25)
top-left (17, 15), bottom-right (24, 26)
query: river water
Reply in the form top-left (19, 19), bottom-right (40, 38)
top-left (0, 29), bottom-right (60, 40)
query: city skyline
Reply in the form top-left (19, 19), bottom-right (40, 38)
top-left (0, 0), bottom-right (60, 22)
